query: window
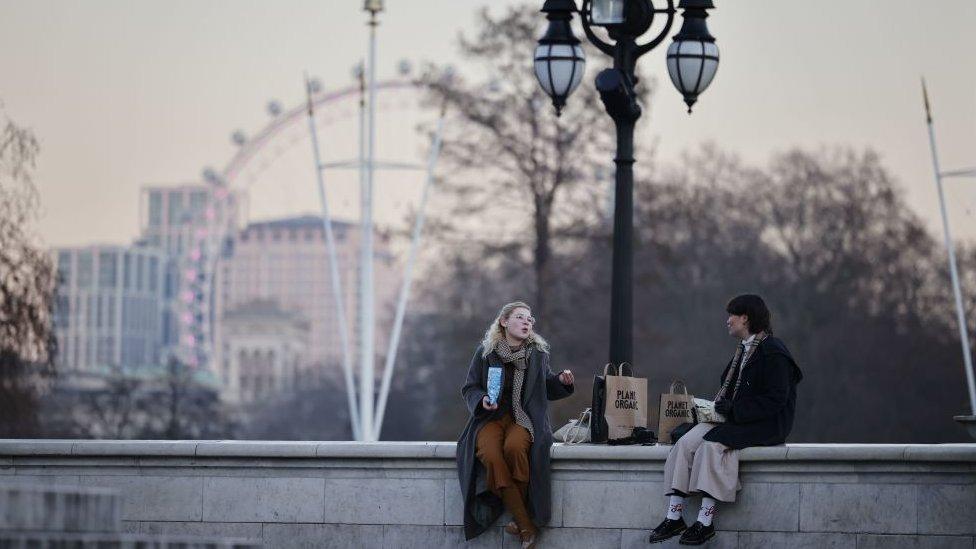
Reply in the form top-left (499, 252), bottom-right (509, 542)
top-left (149, 191), bottom-right (163, 226)
top-left (57, 251), bottom-right (72, 284)
top-left (190, 191), bottom-right (208, 219)
top-left (149, 257), bottom-right (159, 291)
top-left (136, 255), bottom-right (144, 291)
top-left (168, 193), bottom-right (184, 224)
top-left (123, 253), bottom-right (133, 289)
top-left (54, 295), bottom-right (70, 328)
top-left (77, 252), bottom-right (93, 287)
top-left (106, 295), bottom-right (115, 327)
top-left (98, 251), bottom-right (117, 288)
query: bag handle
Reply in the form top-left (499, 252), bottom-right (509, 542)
top-left (567, 408), bottom-right (591, 444)
top-left (602, 363), bottom-right (615, 376)
top-left (669, 379), bottom-right (688, 395)
top-left (618, 362), bottom-right (634, 377)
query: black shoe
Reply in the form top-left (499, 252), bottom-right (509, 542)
top-left (648, 518), bottom-right (687, 543)
top-left (678, 521), bottom-right (715, 545)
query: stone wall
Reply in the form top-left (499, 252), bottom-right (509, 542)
top-left (1, 440), bottom-right (974, 548)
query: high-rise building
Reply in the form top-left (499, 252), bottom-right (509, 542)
top-left (214, 215), bottom-right (399, 387)
top-left (53, 245), bottom-right (173, 372)
top-left (139, 184), bottom-right (243, 369)
top-left (139, 184), bottom-right (243, 257)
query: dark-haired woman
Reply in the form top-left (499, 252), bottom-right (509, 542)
top-left (649, 294), bottom-right (803, 545)
top-left (456, 301), bottom-right (575, 548)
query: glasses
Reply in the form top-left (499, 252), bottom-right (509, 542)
top-left (511, 313), bottom-right (536, 326)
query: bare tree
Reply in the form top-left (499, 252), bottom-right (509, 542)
top-left (420, 4), bottom-right (653, 318)
top-left (0, 108), bottom-right (57, 436)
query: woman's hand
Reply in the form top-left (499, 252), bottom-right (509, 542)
top-left (481, 395), bottom-right (499, 411)
top-left (558, 369), bottom-right (574, 386)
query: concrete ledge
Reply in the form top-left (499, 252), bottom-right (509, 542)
top-left (4, 440), bottom-right (976, 462)
top-left (3, 440), bottom-right (975, 547)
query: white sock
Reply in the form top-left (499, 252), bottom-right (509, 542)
top-left (666, 494), bottom-right (685, 520)
top-left (697, 497), bottom-right (717, 526)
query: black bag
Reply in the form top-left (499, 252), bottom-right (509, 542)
top-left (590, 363), bottom-right (614, 443)
top-left (670, 422), bottom-right (695, 444)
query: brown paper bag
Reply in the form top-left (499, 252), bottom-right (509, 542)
top-left (604, 362), bottom-right (648, 440)
top-left (658, 380), bottom-right (694, 444)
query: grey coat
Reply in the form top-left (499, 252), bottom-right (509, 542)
top-left (456, 343), bottom-right (574, 540)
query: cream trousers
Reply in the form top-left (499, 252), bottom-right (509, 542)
top-left (661, 423), bottom-right (741, 502)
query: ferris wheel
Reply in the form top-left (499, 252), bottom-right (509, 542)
top-left (174, 62), bottom-right (446, 438)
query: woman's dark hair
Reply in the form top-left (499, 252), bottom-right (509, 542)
top-left (726, 294), bottom-right (771, 334)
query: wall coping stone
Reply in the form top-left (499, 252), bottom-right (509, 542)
top-left (1, 440), bottom-right (974, 462)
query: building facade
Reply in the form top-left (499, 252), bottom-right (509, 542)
top-left (218, 300), bottom-right (309, 404)
top-left (214, 215), bottom-right (398, 388)
top-left (53, 245), bottom-right (172, 372)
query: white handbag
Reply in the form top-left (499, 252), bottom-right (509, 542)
top-left (553, 408), bottom-right (592, 443)
top-left (692, 398), bottom-right (727, 424)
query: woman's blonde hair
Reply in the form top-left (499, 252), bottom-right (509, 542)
top-left (480, 301), bottom-right (550, 358)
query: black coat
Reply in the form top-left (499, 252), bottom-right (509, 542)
top-left (703, 336), bottom-right (803, 450)
top-left (456, 343), bottom-right (574, 540)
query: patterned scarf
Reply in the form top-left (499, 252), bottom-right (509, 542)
top-left (714, 331), bottom-right (768, 401)
top-left (495, 339), bottom-right (535, 442)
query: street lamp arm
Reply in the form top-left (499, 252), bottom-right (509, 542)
top-left (634, 1), bottom-right (677, 58)
top-left (579, 0), bottom-right (616, 56)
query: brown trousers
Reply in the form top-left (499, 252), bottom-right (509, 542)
top-left (477, 412), bottom-right (532, 492)
top-left (476, 412), bottom-right (534, 533)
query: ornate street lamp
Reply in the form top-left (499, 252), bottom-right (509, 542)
top-left (534, 0), bottom-right (587, 115)
top-left (667, 0), bottom-right (719, 112)
top-left (534, 0), bottom-right (718, 370)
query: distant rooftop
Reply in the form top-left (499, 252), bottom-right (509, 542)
top-left (244, 215), bottom-right (355, 232)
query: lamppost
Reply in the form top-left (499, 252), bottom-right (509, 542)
top-left (534, 0), bottom-right (718, 367)
top-left (921, 80), bottom-right (976, 439)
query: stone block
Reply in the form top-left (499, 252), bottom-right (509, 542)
top-left (139, 520), bottom-right (264, 540)
top-left (196, 441), bottom-right (318, 458)
top-left (720, 482), bottom-right (799, 532)
top-left (382, 524), bottom-right (501, 549)
top-left (738, 532), bottom-right (854, 548)
top-left (314, 441), bottom-right (444, 459)
top-left (444, 478), bottom-right (463, 526)
top-left (621, 527), bottom-right (737, 549)
top-left (492, 527), bottom-right (619, 548)
top-left (0, 440), bottom-right (74, 455)
top-left (80, 475), bottom-right (202, 522)
top-left (72, 440), bottom-right (199, 457)
top-left (322, 478), bottom-right (443, 525)
top-left (904, 445), bottom-right (976, 462)
top-left (800, 484), bottom-right (916, 534)
top-left (203, 476), bottom-right (324, 522)
top-left (917, 484), bottom-right (976, 535)
top-left (8, 474), bottom-right (82, 485)
top-left (561, 480), bottom-right (656, 528)
top-left (263, 523), bottom-right (383, 549)
top-left (856, 534), bottom-right (974, 549)
top-left (786, 444), bottom-right (907, 461)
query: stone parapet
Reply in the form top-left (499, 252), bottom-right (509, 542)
top-left (1, 440), bottom-right (974, 548)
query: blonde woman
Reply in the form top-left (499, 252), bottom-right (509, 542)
top-left (456, 301), bottom-right (575, 547)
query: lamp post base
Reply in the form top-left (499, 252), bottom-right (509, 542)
top-left (953, 415), bottom-right (976, 441)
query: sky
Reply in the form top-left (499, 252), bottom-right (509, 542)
top-left (2, 0), bottom-right (976, 248)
